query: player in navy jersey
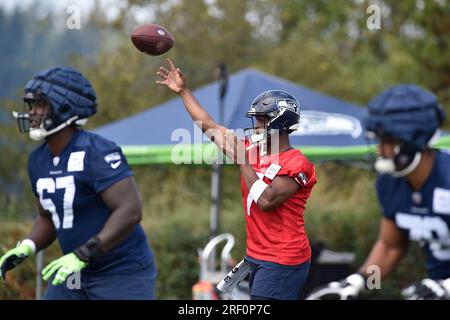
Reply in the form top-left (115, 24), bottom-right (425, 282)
top-left (0, 67), bottom-right (156, 300)
top-left (308, 84), bottom-right (450, 300)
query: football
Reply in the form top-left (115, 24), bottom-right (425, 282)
top-left (130, 24), bottom-right (174, 56)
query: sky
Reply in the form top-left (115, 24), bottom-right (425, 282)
top-left (0, 0), bottom-right (101, 15)
top-left (0, 0), bottom-right (154, 23)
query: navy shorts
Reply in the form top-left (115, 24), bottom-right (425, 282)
top-left (44, 263), bottom-right (157, 300)
top-left (247, 258), bottom-right (310, 300)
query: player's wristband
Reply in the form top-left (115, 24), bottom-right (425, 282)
top-left (249, 179), bottom-right (269, 203)
top-left (21, 239), bottom-right (37, 255)
top-left (74, 236), bottom-right (104, 263)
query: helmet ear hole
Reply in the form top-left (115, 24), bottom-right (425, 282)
top-left (59, 104), bottom-right (70, 114)
top-left (436, 105), bottom-right (446, 125)
top-left (392, 142), bottom-right (419, 168)
top-left (43, 117), bottom-right (53, 130)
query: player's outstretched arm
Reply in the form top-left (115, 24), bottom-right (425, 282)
top-left (156, 58), bottom-right (227, 147)
top-left (0, 200), bottom-right (56, 280)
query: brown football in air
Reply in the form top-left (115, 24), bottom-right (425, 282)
top-left (130, 24), bottom-right (174, 56)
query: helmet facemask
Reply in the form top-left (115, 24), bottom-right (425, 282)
top-left (244, 115), bottom-right (280, 157)
top-left (13, 92), bottom-right (52, 138)
top-left (368, 132), bottom-right (423, 177)
top-left (13, 92), bottom-right (80, 141)
top-left (244, 90), bottom-right (300, 157)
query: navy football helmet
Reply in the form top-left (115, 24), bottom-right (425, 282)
top-left (244, 90), bottom-right (300, 147)
top-left (13, 66), bottom-right (97, 141)
top-left (364, 84), bottom-right (445, 176)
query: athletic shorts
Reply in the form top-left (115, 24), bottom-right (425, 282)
top-left (247, 257), bottom-right (310, 300)
top-left (44, 262), bottom-right (157, 300)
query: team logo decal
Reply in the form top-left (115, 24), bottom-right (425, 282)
top-left (104, 152), bottom-right (122, 169)
top-left (291, 111), bottom-right (362, 138)
top-left (277, 100), bottom-right (299, 113)
top-left (297, 172), bottom-right (309, 185)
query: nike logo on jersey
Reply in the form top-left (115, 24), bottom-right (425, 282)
top-left (110, 161), bottom-right (122, 169)
top-left (104, 152), bottom-right (122, 170)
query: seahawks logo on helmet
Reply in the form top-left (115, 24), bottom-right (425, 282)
top-left (277, 99), bottom-right (299, 114)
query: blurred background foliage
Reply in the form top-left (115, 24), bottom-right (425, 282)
top-left (0, 0), bottom-right (447, 299)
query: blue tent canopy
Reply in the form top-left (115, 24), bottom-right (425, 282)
top-left (93, 68), bottom-right (450, 165)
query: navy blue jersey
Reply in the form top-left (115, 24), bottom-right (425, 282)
top-left (376, 150), bottom-right (450, 279)
top-left (28, 129), bottom-right (154, 274)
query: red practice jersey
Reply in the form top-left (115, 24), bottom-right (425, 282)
top-left (241, 147), bottom-right (317, 265)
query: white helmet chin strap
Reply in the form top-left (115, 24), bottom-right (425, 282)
top-left (428, 129), bottom-right (441, 147)
top-left (374, 152), bottom-right (422, 177)
top-left (29, 115), bottom-right (80, 141)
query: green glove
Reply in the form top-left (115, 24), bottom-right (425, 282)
top-left (42, 253), bottom-right (87, 286)
top-left (0, 241), bottom-right (35, 280)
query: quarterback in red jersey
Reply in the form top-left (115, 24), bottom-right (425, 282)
top-left (242, 145), bottom-right (316, 266)
top-left (156, 59), bottom-right (316, 300)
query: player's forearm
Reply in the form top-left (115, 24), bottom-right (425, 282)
top-left (240, 164), bottom-right (275, 211)
top-left (240, 163), bottom-right (259, 190)
top-left (240, 164), bottom-right (281, 210)
top-left (26, 215), bottom-right (57, 252)
top-left (179, 89), bottom-right (219, 133)
top-left (359, 239), bottom-right (406, 280)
